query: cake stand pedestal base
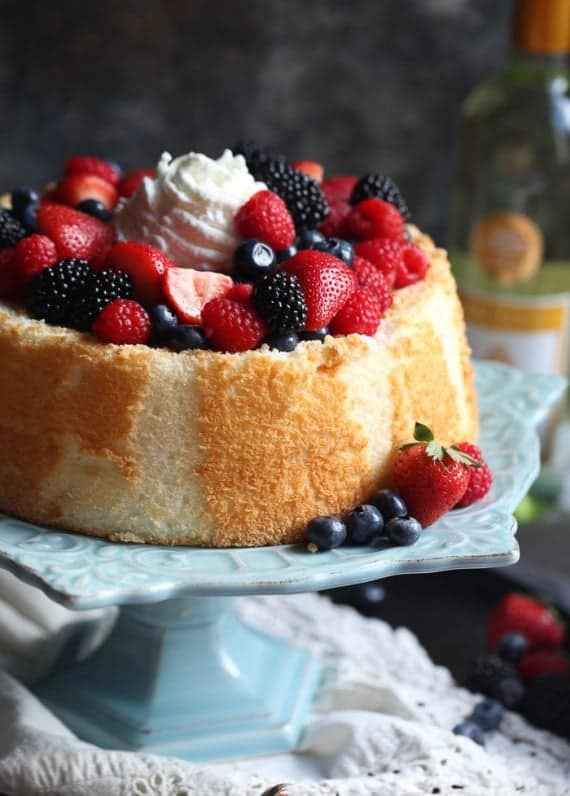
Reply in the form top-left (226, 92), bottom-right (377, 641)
top-left (35, 595), bottom-right (321, 761)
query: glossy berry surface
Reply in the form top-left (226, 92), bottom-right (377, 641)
top-left (263, 331), bottom-right (299, 351)
top-left (92, 299), bottom-right (152, 345)
top-left (252, 271), bottom-right (307, 332)
top-left (495, 632), bottom-right (529, 663)
top-left (454, 441), bottom-right (493, 508)
top-left (235, 190), bottom-right (296, 251)
top-left (347, 198), bottom-right (405, 242)
top-left (385, 516), bottom-right (422, 547)
top-left (106, 241), bottom-right (174, 305)
top-left (26, 258), bottom-right (94, 327)
top-left (453, 720), bottom-right (485, 747)
top-left (149, 304), bottom-right (179, 339)
top-left (117, 168), bottom-right (155, 198)
top-left (233, 240), bottom-right (277, 282)
top-left (296, 229), bottom-right (325, 249)
top-left (202, 296), bottom-right (267, 352)
top-left (165, 325), bottom-right (209, 352)
top-left (11, 188), bottom-right (39, 214)
top-left (0, 208), bottom-right (28, 248)
top-left (275, 244), bottom-right (297, 264)
top-left (487, 593), bottom-right (565, 652)
top-left (372, 489), bottom-right (408, 522)
top-left (37, 203), bottom-right (114, 262)
top-left (329, 284), bottom-right (385, 336)
top-left (299, 327), bottom-right (328, 342)
top-left (469, 698), bottom-right (505, 731)
top-left (65, 155), bottom-right (121, 185)
top-left (76, 198), bottom-right (112, 222)
top-left (306, 516), bottom-right (347, 551)
top-left (350, 173), bottom-right (411, 220)
top-left (344, 504), bottom-right (384, 545)
top-left (314, 237), bottom-right (354, 266)
top-left (13, 234), bottom-right (58, 286)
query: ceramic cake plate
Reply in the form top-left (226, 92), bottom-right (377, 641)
top-left (0, 361), bottom-right (565, 761)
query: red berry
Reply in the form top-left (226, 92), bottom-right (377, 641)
top-left (37, 203), bottom-right (114, 262)
top-left (488, 594), bottom-right (565, 652)
top-left (329, 285), bottom-right (385, 336)
top-left (291, 160), bottom-right (324, 183)
top-left (352, 256), bottom-right (393, 311)
top-left (396, 242), bottom-right (430, 288)
top-left (321, 175), bottom-right (358, 203)
top-left (13, 234), bottom-right (58, 286)
top-left (92, 299), bottom-right (152, 345)
top-left (54, 173), bottom-right (119, 212)
top-left (354, 239), bottom-right (403, 287)
top-left (280, 250), bottom-right (356, 331)
top-left (226, 282), bottom-right (253, 303)
top-left (162, 268), bottom-right (233, 324)
top-left (105, 242), bottom-right (174, 305)
top-left (347, 198), bottom-right (405, 242)
top-left (518, 649), bottom-right (570, 681)
top-left (235, 190), bottom-right (295, 251)
top-left (117, 168), bottom-right (155, 198)
top-left (0, 247), bottom-right (19, 298)
top-left (318, 198), bottom-right (351, 239)
top-left (65, 156), bottom-right (121, 186)
top-left (202, 297), bottom-right (267, 353)
top-left (454, 442), bottom-right (493, 508)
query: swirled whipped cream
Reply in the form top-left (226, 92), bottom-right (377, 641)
top-left (114, 150), bottom-right (265, 272)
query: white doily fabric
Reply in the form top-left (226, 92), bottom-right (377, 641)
top-left (0, 570), bottom-right (568, 796)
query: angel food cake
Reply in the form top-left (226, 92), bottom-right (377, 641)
top-left (0, 145), bottom-right (479, 546)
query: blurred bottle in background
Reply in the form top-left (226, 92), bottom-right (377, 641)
top-left (449, 0), bottom-right (570, 509)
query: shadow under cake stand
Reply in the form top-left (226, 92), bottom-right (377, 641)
top-left (0, 362), bottom-right (565, 762)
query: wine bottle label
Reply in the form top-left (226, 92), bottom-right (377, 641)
top-left (471, 212), bottom-right (544, 286)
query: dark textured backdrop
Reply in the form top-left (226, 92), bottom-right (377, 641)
top-left (0, 0), bottom-right (511, 241)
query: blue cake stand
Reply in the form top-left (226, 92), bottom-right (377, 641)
top-left (0, 362), bottom-right (565, 762)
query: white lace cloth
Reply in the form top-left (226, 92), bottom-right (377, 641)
top-left (0, 570), bottom-right (568, 796)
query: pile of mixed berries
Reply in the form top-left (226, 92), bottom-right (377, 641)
top-left (454, 592), bottom-right (569, 744)
top-left (0, 145), bottom-right (429, 351)
top-left (305, 422), bottom-right (493, 550)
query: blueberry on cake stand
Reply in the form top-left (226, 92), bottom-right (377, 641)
top-left (0, 362), bottom-right (564, 762)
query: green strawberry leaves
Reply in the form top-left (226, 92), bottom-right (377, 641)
top-left (399, 422), bottom-right (482, 468)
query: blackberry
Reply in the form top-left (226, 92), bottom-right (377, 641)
top-left (350, 174), bottom-right (411, 220)
top-left (257, 161), bottom-right (330, 230)
top-left (465, 654), bottom-right (520, 704)
top-left (71, 267), bottom-right (133, 331)
top-left (232, 140), bottom-right (287, 173)
top-left (0, 208), bottom-right (28, 248)
top-left (27, 259), bottom-right (94, 327)
top-left (252, 272), bottom-right (307, 333)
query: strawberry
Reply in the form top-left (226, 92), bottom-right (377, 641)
top-left (329, 285), bottom-right (385, 336)
top-left (0, 247), bottom-right (19, 297)
top-left (393, 422), bottom-right (479, 527)
top-left (280, 250), bottom-right (356, 330)
top-left (321, 175), bottom-right (358, 203)
top-left (291, 160), bottom-right (324, 183)
top-left (105, 242), bottom-right (174, 305)
top-left (65, 156), bottom-right (121, 186)
top-left (352, 256), bottom-right (393, 310)
top-left (117, 168), bottom-right (155, 198)
top-left (318, 198), bottom-right (351, 239)
top-left (454, 442), bottom-right (493, 508)
top-left (347, 198), bottom-right (405, 242)
top-left (202, 296), bottom-right (267, 353)
top-left (54, 173), bottom-right (119, 212)
top-left (37, 203), bottom-right (114, 262)
top-left (396, 243), bottom-right (430, 288)
top-left (354, 239), bottom-right (403, 287)
top-left (518, 650), bottom-right (570, 681)
top-left (93, 299), bottom-right (152, 345)
top-left (235, 190), bottom-right (295, 251)
top-left (226, 282), bottom-right (253, 303)
top-left (488, 594), bottom-right (565, 652)
top-left (162, 268), bottom-right (233, 324)
top-left (13, 234), bottom-right (58, 286)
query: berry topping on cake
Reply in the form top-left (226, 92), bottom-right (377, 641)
top-left (252, 271), bottom-right (308, 332)
top-left (454, 441), bottom-right (493, 507)
top-left (72, 267), bottom-right (133, 331)
top-left (202, 296), bottom-right (267, 353)
top-left (76, 198), bottom-right (112, 222)
top-left (354, 238), bottom-right (402, 286)
top-left (347, 198), bottom-right (405, 242)
top-left (350, 174), bottom-right (411, 221)
top-left (165, 324), bottom-right (209, 352)
top-left (26, 258), bottom-right (95, 328)
top-left (314, 237), bottom-right (354, 266)
top-left (233, 240), bottom-right (277, 282)
top-left (148, 303), bottom-right (179, 341)
top-left (329, 285), bottom-right (386, 336)
top-left (54, 173), bottom-right (119, 212)
top-left (291, 160), bottom-right (324, 183)
top-left (280, 250), bottom-right (356, 330)
top-left (318, 199), bottom-right (351, 238)
top-left (117, 168), bottom-right (155, 198)
top-left (296, 229), bottom-right (326, 250)
top-left (487, 594), bottom-right (565, 652)
top-left (162, 267), bottom-right (233, 325)
top-left (65, 155), bottom-right (121, 186)
top-left (13, 234), bottom-right (58, 287)
top-left (11, 188), bottom-right (39, 232)
top-left (263, 330), bottom-right (300, 352)
top-left (105, 242), bottom-right (174, 305)
top-left (235, 190), bottom-right (296, 251)
top-left (226, 282), bottom-right (254, 303)
top-left (37, 203), bottom-right (114, 262)
top-left (0, 208), bottom-right (28, 249)
top-left (396, 242), bottom-right (430, 288)
top-left (352, 256), bottom-right (393, 308)
top-left (92, 299), bottom-right (152, 345)
top-left (321, 175), bottom-right (358, 203)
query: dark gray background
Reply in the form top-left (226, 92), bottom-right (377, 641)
top-left (0, 0), bottom-right (511, 241)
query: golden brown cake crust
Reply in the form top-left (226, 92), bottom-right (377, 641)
top-left (0, 229), bottom-right (477, 546)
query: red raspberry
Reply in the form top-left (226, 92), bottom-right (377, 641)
top-left (65, 156), bottom-right (121, 186)
top-left (13, 234), bottom-right (58, 286)
top-left (226, 282), bottom-right (253, 303)
top-left (92, 299), bottom-right (152, 345)
top-left (329, 285), bottom-right (385, 336)
top-left (235, 190), bottom-right (295, 251)
top-left (291, 160), bottom-right (324, 183)
top-left (354, 239), bottom-right (403, 286)
top-left (518, 650), bottom-right (570, 681)
top-left (0, 247), bottom-right (19, 297)
top-left (352, 256), bottom-right (393, 312)
top-left (454, 442), bottom-right (493, 508)
top-left (397, 242), bottom-right (429, 288)
top-left (347, 198), bottom-right (405, 242)
top-left (117, 168), bottom-right (155, 198)
top-left (321, 175), bottom-right (358, 203)
top-left (37, 203), bottom-right (114, 262)
top-left (318, 198), bottom-right (351, 238)
top-left (202, 297), bottom-right (267, 353)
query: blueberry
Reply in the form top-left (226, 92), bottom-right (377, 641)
top-left (469, 698), bottom-right (505, 731)
top-left (299, 327), bottom-right (328, 342)
top-left (165, 325), bottom-right (209, 352)
top-left (314, 238), bottom-right (355, 266)
top-left (373, 489), bottom-right (408, 522)
top-left (385, 516), bottom-right (422, 546)
top-left (296, 229), bottom-right (325, 249)
top-left (263, 331), bottom-right (299, 352)
top-left (233, 240), bottom-right (276, 282)
top-left (18, 202), bottom-right (38, 232)
top-left (491, 676), bottom-right (525, 709)
top-left (306, 516), bottom-right (347, 551)
top-left (149, 304), bottom-right (179, 340)
top-left (495, 632), bottom-right (528, 663)
top-left (345, 504), bottom-right (384, 545)
top-left (275, 244), bottom-right (297, 264)
top-left (11, 187), bottom-right (39, 214)
top-left (76, 199), bottom-right (112, 222)
top-left (452, 720), bottom-right (486, 746)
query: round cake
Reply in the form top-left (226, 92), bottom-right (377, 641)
top-left (0, 147), bottom-right (477, 546)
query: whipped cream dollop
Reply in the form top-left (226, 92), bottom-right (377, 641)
top-left (114, 150), bottom-right (265, 272)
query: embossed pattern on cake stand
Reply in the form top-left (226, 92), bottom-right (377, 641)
top-left (0, 362), bottom-right (565, 761)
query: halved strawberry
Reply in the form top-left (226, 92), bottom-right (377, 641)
top-left (163, 268), bottom-right (233, 324)
top-left (37, 203), bottom-right (114, 262)
top-left (117, 168), bottom-right (155, 198)
top-left (291, 160), bottom-right (324, 183)
top-left (105, 242), bottom-right (175, 305)
top-left (65, 156), bottom-right (121, 185)
top-left (54, 174), bottom-right (119, 212)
